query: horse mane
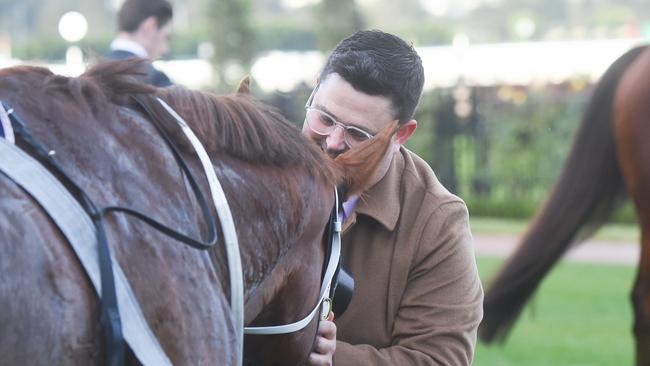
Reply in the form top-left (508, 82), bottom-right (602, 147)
top-left (4, 59), bottom-right (387, 195)
top-left (39, 59), bottom-right (338, 185)
top-left (155, 86), bottom-right (337, 184)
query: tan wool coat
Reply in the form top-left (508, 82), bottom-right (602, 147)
top-left (333, 147), bottom-right (484, 365)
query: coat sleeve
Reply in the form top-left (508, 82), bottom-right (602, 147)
top-left (333, 201), bottom-right (484, 365)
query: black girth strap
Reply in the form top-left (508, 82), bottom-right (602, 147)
top-left (2, 97), bottom-right (221, 366)
top-left (5, 102), bottom-right (124, 366)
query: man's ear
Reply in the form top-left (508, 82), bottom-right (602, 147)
top-left (395, 120), bottom-right (417, 145)
top-left (140, 16), bottom-right (159, 34)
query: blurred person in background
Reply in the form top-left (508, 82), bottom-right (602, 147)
top-left (304, 30), bottom-right (484, 366)
top-left (108, 0), bottom-right (173, 87)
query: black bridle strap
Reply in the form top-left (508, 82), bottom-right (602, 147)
top-left (324, 187), bottom-right (345, 295)
top-left (105, 94), bottom-right (220, 250)
top-left (6, 103), bottom-right (124, 366)
top-left (6, 99), bottom-right (221, 248)
top-left (322, 188), bottom-right (341, 280)
top-left (3, 98), bottom-right (221, 366)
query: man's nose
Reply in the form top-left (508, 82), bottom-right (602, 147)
top-left (325, 125), bottom-right (347, 153)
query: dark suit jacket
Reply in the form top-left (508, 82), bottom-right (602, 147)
top-left (107, 49), bottom-right (172, 87)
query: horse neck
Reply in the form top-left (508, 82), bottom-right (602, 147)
top-left (207, 159), bottom-right (330, 318)
top-left (213, 160), bottom-right (301, 291)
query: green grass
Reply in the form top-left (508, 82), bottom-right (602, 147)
top-left (470, 217), bottom-right (639, 242)
top-left (475, 257), bottom-right (636, 366)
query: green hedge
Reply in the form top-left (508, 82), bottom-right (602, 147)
top-left (467, 197), bottom-right (637, 224)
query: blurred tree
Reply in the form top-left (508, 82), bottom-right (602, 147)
top-left (361, 0), bottom-right (455, 46)
top-left (7, 0), bottom-right (650, 61)
top-left (314, 0), bottom-right (364, 51)
top-left (4, 0), bottom-right (40, 42)
top-left (432, 91), bottom-right (460, 193)
top-left (362, 0), bottom-right (428, 25)
top-left (251, 1), bottom-right (317, 51)
top-left (208, 0), bottom-right (255, 91)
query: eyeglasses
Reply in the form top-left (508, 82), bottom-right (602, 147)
top-left (304, 89), bottom-right (375, 148)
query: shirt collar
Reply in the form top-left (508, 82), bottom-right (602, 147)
top-left (350, 148), bottom-right (404, 231)
top-left (110, 38), bottom-right (148, 58)
top-left (341, 195), bottom-right (359, 222)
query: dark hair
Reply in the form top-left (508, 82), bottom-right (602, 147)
top-left (118, 0), bottom-right (173, 32)
top-left (319, 30), bottom-right (424, 124)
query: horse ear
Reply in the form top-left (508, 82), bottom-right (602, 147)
top-left (237, 76), bottom-right (251, 95)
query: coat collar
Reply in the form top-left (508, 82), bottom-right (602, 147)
top-left (345, 148), bottom-right (404, 232)
top-left (110, 38), bottom-right (148, 58)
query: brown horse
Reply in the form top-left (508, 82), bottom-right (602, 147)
top-left (479, 45), bottom-right (650, 365)
top-left (0, 60), bottom-right (392, 365)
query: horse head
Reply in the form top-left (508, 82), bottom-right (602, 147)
top-left (0, 59), bottom-right (391, 366)
top-left (150, 71), bottom-right (393, 365)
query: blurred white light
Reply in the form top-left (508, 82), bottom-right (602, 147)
top-left (63, 45), bottom-right (85, 76)
top-left (356, 0), bottom-right (378, 6)
top-left (224, 63), bottom-right (246, 86)
top-left (420, 0), bottom-right (499, 16)
top-left (452, 34), bottom-right (470, 49)
top-left (111, 0), bottom-right (125, 11)
top-left (419, 0), bottom-right (451, 16)
top-left (66, 46), bottom-right (83, 65)
top-left (252, 51), bottom-right (324, 92)
top-left (454, 100), bottom-right (472, 118)
top-left (514, 17), bottom-right (536, 39)
top-left (197, 42), bottom-right (215, 60)
top-left (58, 11), bottom-right (88, 43)
top-left (281, 0), bottom-right (320, 9)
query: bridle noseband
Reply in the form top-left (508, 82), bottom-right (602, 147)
top-left (243, 188), bottom-right (342, 335)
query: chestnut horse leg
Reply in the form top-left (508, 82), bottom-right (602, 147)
top-left (614, 47), bottom-right (650, 366)
top-left (633, 233), bottom-right (650, 366)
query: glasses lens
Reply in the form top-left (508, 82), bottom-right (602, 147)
top-left (344, 127), bottom-right (371, 147)
top-left (306, 109), bottom-right (336, 135)
top-left (305, 107), bottom-right (374, 147)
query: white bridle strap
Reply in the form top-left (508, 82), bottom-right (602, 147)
top-left (157, 98), bottom-right (342, 354)
top-left (156, 98), bottom-right (245, 365)
top-left (0, 103), bottom-right (15, 144)
top-left (244, 189), bottom-right (341, 335)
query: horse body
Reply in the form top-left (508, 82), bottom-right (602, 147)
top-left (0, 62), bottom-right (341, 365)
top-left (614, 47), bottom-right (650, 365)
top-left (480, 45), bottom-right (650, 365)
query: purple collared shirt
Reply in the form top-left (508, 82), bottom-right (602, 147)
top-left (341, 195), bottom-right (359, 223)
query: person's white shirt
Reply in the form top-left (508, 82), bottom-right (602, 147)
top-left (110, 38), bottom-right (148, 58)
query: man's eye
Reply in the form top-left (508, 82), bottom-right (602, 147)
top-left (347, 128), bottom-right (370, 141)
top-left (320, 115), bottom-right (335, 127)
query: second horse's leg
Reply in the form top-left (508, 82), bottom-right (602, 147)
top-left (632, 233), bottom-right (650, 366)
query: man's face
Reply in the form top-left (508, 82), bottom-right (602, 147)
top-left (147, 21), bottom-right (171, 60)
top-left (302, 73), bottom-right (410, 189)
top-left (302, 73), bottom-right (396, 158)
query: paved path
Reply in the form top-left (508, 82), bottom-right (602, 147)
top-left (474, 234), bottom-right (639, 266)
